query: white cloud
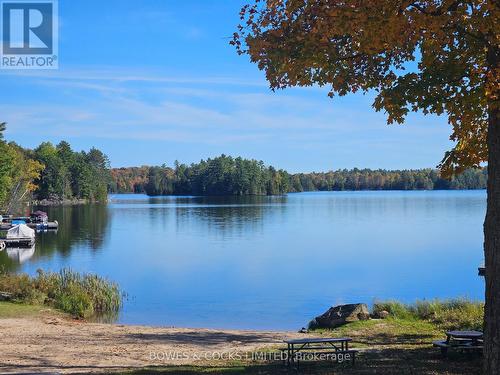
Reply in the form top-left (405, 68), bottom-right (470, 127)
top-left (2, 67), bottom-right (268, 87)
top-left (0, 65), bottom-right (451, 156)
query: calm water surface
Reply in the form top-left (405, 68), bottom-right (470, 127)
top-left (0, 191), bottom-right (486, 330)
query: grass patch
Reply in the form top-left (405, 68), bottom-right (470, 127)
top-left (373, 299), bottom-right (484, 331)
top-left (108, 364), bottom-right (347, 374)
top-left (105, 344), bottom-right (482, 375)
top-left (110, 360), bottom-right (482, 374)
top-left (0, 300), bottom-right (63, 318)
top-left (292, 301), bottom-right (484, 374)
top-left (306, 317), bottom-right (442, 349)
top-left (0, 268), bottom-right (122, 319)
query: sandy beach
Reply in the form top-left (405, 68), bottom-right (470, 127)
top-left (0, 305), bottom-right (485, 375)
top-left (0, 315), bottom-right (303, 374)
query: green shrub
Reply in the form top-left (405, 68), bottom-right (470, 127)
top-left (82, 273), bottom-right (121, 313)
top-left (0, 268), bottom-right (122, 318)
top-left (33, 269), bottom-right (60, 299)
top-left (373, 301), bottom-right (415, 319)
top-left (422, 299), bottom-right (483, 331)
top-left (0, 272), bottom-right (34, 300)
top-left (24, 288), bottom-right (47, 305)
top-left (373, 298), bottom-right (484, 331)
top-left (55, 283), bottom-right (94, 318)
top-left (55, 269), bottom-right (122, 315)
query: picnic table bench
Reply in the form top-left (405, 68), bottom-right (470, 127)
top-left (433, 330), bottom-right (483, 357)
top-left (282, 337), bottom-right (357, 367)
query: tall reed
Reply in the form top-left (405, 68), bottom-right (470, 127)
top-left (0, 268), bottom-right (122, 318)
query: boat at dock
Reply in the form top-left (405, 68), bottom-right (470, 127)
top-left (0, 221), bottom-right (59, 231)
top-left (0, 211), bottom-right (58, 231)
top-left (0, 224), bottom-right (36, 248)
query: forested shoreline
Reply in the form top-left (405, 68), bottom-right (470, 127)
top-left (0, 123), bottom-right (488, 209)
top-left (110, 154), bottom-right (487, 196)
top-left (0, 124), bottom-right (110, 210)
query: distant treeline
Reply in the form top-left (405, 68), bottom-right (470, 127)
top-left (109, 155), bottom-right (487, 196)
top-left (289, 168), bottom-right (487, 191)
top-left (0, 123), bottom-right (110, 210)
top-left (111, 156), bottom-right (289, 196)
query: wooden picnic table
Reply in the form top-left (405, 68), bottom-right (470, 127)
top-left (433, 330), bottom-right (483, 356)
top-left (283, 337), bottom-right (356, 366)
top-left (446, 330), bottom-right (483, 341)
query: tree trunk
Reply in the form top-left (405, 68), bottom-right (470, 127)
top-left (484, 46), bottom-right (500, 374)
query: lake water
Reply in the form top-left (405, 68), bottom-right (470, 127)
top-left (0, 191), bottom-right (486, 330)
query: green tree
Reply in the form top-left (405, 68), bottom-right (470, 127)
top-left (135, 155), bottom-right (291, 196)
top-left (3, 143), bottom-right (44, 211)
top-left (112, 163), bottom-right (486, 194)
top-left (33, 142), bottom-right (110, 202)
top-left (234, 1), bottom-right (499, 371)
top-left (70, 153), bottom-right (93, 200)
top-left (0, 123), bottom-right (44, 210)
top-left (0, 123), bottom-right (15, 207)
top-left (34, 142), bottom-right (67, 199)
top-left (56, 141), bottom-right (74, 198)
top-left (85, 148), bottom-right (111, 201)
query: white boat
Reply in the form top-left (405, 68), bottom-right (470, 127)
top-left (4, 224), bottom-right (35, 247)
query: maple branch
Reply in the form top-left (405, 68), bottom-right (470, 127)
top-left (453, 24), bottom-right (486, 42)
top-left (407, 0), bottom-right (463, 16)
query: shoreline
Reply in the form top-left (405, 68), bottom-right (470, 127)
top-left (0, 302), bottom-right (482, 375)
top-left (28, 189), bottom-right (487, 206)
top-left (0, 307), bottom-right (303, 374)
top-left (32, 198), bottom-right (105, 206)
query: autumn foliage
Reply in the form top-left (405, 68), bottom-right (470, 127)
top-left (232, 0), bottom-right (499, 176)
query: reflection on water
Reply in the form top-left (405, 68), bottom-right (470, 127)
top-left (0, 204), bottom-right (110, 271)
top-left (35, 204), bottom-right (110, 265)
top-left (37, 204), bottom-right (110, 254)
top-left (6, 245), bottom-right (35, 264)
top-left (0, 191), bottom-right (487, 330)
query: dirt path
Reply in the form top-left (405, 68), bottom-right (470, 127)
top-left (0, 316), bottom-right (302, 374)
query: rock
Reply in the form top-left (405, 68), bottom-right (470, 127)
top-left (308, 303), bottom-right (370, 329)
top-left (373, 310), bottom-right (390, 319)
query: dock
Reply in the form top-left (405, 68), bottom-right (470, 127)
top-left (0, 212), bottom-right (57, 250)
top-left (1, 238), bottom-right (35, 247)
top-left (0, 221), bottom-right (58, 231)
top-left (0, 223), bottom-right (36, 249)
top-left (1, 211), bottom-right (58, 231)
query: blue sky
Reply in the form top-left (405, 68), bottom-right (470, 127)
top-left (0, 0), bottom-right (453, 172)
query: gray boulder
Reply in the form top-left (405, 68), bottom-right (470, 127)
top-left (308, 303), bottom-right (370, 329)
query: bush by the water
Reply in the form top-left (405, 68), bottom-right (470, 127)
top-left (0, 268), bottom-right (122, 318)
top-left (373, 299), bottom-right (484, 330)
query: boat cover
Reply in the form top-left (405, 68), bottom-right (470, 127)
top-left (6, 224), bottom-right (35, 239)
